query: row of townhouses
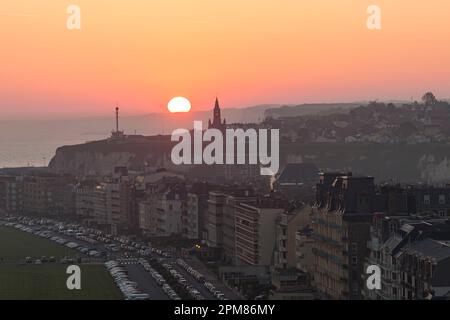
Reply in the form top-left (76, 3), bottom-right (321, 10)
top-left (1, 166), bottom-right (450, 299)
top-left (311, 172), bottom-right (450, 300)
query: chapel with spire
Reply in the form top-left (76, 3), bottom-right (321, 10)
top-left (208, 97), bottom-right (226, 130)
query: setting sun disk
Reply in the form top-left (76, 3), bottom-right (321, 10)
top-left (168, 97), bottom-right (192, 113)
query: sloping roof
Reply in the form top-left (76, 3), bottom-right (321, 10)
top-left (404, 239), bottom-right (450, 262)
top-left (381, 236), bottom-right (403, 253)
top-left (277, 163), bottom-right (318, 184)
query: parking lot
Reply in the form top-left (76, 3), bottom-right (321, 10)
top-left (183, 257), bottom-right (242, 300)
top-left (124, 264), bottom-right (169, 300)
top-left (170, 263), bottom-right (216, 299)
top-left (1, 216), bottom-right (240, 300)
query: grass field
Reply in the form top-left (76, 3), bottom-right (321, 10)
top-left (0, 264), bottom-right (122, 300)
top-left (0, 226), bottom-right (80, 262)
top-left (0, 226), bottom-right (122, 300)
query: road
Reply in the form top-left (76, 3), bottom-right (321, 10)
top-left (170, 263), bottom-right (217, 300)
top-left (125, 264), bottom-right (169, 300)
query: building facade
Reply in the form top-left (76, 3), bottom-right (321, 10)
top-left (364, 214), bottom-right (450, 300)
top-left (312, 173), bottom-right (374, 299)
top-left (234, 195), bottom-right (286, 266)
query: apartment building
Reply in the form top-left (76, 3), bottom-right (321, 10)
top-left (312, 172), bottom-right (374, 299)
top-left (409, 186), bottom-right (450, 218)
top-left (139, 183), bottom-right (186, 237)
top-left (222, 187), bottom-right (256, 264)
top-left (75, 179), bottom-right (97, 224)
top-left (207, 192), bottom-right (227, 248)
top-left (234, 194), bottom-right (287, 266)
top-left (273, 203), bottom-right (313, 271)
top-left (184, 182), bottom-right (211, 240)
top-left (184, 193), bottom-right (201, 240)
top-left (21, 174), bottom-right (75, 217)
top-left (75, 176), bottom-right (133, 234)
top-left (364, 214), bottom-right (450, 300)
top-left (0, 175), bottom-right (23, 215)
top-left (0, 176), bottom-right (6, 216)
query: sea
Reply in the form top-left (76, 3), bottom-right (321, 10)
top-left (0, 133), bottom-right (105, 169)
top-left (0, 119), bottom-right (108, 168)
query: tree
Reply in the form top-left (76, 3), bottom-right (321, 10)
top-left (422, 92), bottom-right (437, 106)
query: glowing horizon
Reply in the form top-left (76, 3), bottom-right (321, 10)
top-left (1, 0), bottom-right (450, 119)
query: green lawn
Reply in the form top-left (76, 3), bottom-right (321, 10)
top-left (0, 225), bottom-right (122, 300)
top-left (0, 226), bottom-right (81, 262)
top-left (0, 264), bottom-right (122, 300)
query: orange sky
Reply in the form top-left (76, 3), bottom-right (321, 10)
top-left (1, 0), bottom-right (450, 119)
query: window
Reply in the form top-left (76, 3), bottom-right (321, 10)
top-left (439, 195), bottom-right (446, 205)
top-left (351, 242), bottom-right (358, 253)
top-left (352, 256), bottom-right (358, 266)
top-left (424, 195), bottom-right (430, 205)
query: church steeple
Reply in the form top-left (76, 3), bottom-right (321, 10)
top-left (209, 97), bottom-right (226, 130)
top-left (214, 97), bottom-right (220, 110)
top-left (213, 97), bottom-right (221, 126)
